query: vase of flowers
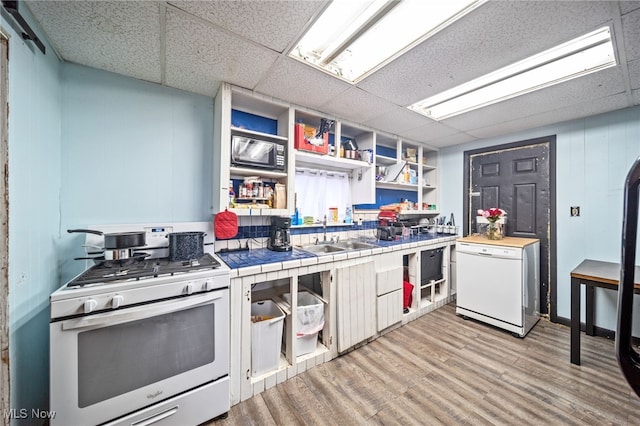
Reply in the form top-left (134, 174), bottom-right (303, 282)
top-left (481, 208), bottom-right (506, 240)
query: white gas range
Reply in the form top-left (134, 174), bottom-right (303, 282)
top-left (50, 222), bottom-right (231, 426)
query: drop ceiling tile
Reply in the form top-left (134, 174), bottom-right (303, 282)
top-left (358, 0), bottom-right (613, 106)
top-left (468, 93), bottom-right (630, 140)
top-left (622, 7), bottom-right (640, 62)
top-left (620, 1), bottom-right (640, 15)
top-left (363, 106), bottom-right (433, 135)
top-left (255, 57), bottom-right (351, 111)
top-left (319, 88), bottom-right (396, 124)
top-left (24, 0), bottom-right (638, 145)
top-left (26, 1), bottom-right (161, 83)
top-left (442, 67), bottom-right (626, 131)
top-left (629, 59), bottom-right (640, 90)
top-left (398, 122), bottom-right (460, 144)
top-left (427, 132), bottom-right (478, 148)
top-left (165, 8), bottom-right (279, 97)
top-left (167, 1), bottom-right (324, 53)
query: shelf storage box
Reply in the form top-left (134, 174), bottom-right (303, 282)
top-left (294, 122), bottom-right (329, 155)
top-left (251, 300), bottom-right (285, 376)
top-left (282, 291), bottom-right (325, 356)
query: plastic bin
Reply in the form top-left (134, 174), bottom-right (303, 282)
top-left (282, 291), bottom-right (325, 356)
top-left (294, 122), bottom-right (329, 155)
top-left (251, 300), bottom-right (285, 376)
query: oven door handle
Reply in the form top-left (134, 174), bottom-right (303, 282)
top-left (61, 291), bottom-right (225, 331)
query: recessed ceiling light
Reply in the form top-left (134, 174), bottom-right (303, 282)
top-left (289, 0), bottom-right (485, 83)
top-left (408, 26), bottom-right (617, 120)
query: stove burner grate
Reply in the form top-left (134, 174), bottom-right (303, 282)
top-left (67, 253), bottom-right (221, 287)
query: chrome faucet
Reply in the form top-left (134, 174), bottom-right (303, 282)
top-left (315, 215), bottom-right (328, 245)
top-left (323, 215), bottom-right (328, 242)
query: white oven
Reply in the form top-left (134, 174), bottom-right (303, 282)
top-left (51, 222), bottom-right (230, 426)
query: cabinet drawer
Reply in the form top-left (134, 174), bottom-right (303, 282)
top-left (377, 290), bottom-right (403, 331)
top-left (376, 267), bottom-right (403, 296)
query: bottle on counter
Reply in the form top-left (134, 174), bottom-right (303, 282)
top-left (229, 180), bottom-right (236, 207)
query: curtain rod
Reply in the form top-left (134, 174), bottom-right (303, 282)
top-left (2, 0), bottom-right (46, 54)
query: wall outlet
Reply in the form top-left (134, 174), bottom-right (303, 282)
top-left (570, 206), bottom-right (580, 217)
top-left (357, 216), bottom-right (363, 226)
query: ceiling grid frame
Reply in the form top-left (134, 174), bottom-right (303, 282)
top-left (23, 0), bottom-right (640, 148)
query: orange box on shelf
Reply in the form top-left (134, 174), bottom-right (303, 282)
top-left (294, 122), bottom-right (329, 155)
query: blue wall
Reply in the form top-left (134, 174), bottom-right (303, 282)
top-left (439, 106), bottom-right (640, 333)
top-left (2, 8), bottom-right (62, 423)
top-left (59, 64), bottom-right (214, 283)
top-left (4, 9), bottom-right (216, 419)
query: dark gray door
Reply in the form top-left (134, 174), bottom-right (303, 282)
top-left (465, 137), bottom-right (554, 316)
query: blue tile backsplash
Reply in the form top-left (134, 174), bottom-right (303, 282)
top-left (216, 220), bottom-right (379, 241)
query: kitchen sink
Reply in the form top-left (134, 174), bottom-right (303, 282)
top-left (332, 240), bottom-right (378, 250)
top-left (297, 244), bottom-right (346, 254)
top-left (297, 239), bottom-right (379, 255)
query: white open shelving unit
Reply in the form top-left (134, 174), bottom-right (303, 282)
top-left (213, 83), bottom-right (439, 217)
top-left (374, 132), bottom-right (439, 215)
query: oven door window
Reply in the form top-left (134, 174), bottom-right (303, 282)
top-left (77, 304), bottom-right (215, 408)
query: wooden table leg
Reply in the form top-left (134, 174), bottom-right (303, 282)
top-left (571, 276), bottom-right (581, 365)
top-left (585, 284), bottom-right (595, 336)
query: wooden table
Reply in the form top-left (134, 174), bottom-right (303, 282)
top-left (570, 259), bottom-right (640, 365)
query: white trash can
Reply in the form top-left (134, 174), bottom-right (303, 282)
top-left (251, 300), bottom-right (285, 376)
top-left (282, 291), bottom-right (325, 356)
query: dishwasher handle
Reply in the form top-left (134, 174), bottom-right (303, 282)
top-left (457, 246), bottom-right (520, 260)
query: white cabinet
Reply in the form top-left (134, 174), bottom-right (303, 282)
top-left (228, 237), bottom-right (457, 405)
top-left (213, 83), bottom-right (293, 217)
top-left (213, 83), bottom-right (439, 218)
top-left (376, 262), bottom-right (404, 332)
top-left (213, 84), bottom-right (378, 218)
top-left (336, 262), bottom-right (376, 353)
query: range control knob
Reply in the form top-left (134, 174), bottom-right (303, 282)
top-left (84, 299), bottom-right (98, 314)
top-left (112, 294), bottom-right (124, 309)
top-left (202, 280), bottom-right (211, 291)
top-left (185, 283), bottom-right (194, 295)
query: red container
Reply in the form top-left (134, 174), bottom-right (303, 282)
top-left (403, 281), bottom-right (414, 309)
top-left (294, 123), bottom-right (329, 155)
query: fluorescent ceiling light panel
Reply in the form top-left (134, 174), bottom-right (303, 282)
top-left (290, 0), bottom-right (484, 83)
top-left (409, 26), bottom-right (617, 120)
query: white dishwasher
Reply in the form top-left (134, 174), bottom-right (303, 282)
top-left (456, 236), bottom-right (540, 337)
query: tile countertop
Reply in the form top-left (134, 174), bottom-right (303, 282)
top-left (216, 248), bottom-right (316, 270)
top-left (216, 232), bottom-right (457, 277)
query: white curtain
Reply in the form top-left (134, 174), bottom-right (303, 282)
top-left (295, 168), bottom-right (352, 223)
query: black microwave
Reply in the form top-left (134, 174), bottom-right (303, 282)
top-left (231, 135), bottom-right (286, 171)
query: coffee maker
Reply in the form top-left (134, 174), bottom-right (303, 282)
top-left (267, 216), bottom-right (292, 252)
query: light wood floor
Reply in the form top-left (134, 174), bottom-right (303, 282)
top-left (214, 303), bottom-right (640, 425)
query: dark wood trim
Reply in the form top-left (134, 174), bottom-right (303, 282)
top-left (555, 313), bottom-right (640, 347)
top-left (462, 135), bottom-right (557, 319)
top-left (549, 137), bottom-right (558, 323)
top-left (556, 314), bottom-right (616, 340)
